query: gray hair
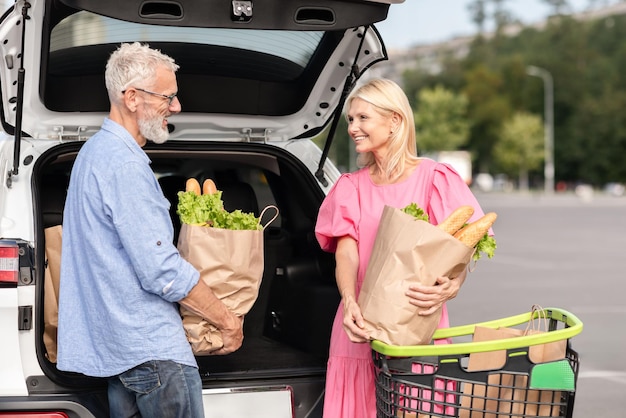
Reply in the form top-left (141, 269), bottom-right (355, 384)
top-left (105, 42), bottom-right (179, 104)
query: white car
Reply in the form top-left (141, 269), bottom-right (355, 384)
top-left (0, 0), bottom-right (402, 416)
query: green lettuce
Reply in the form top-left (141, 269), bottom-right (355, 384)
top-left (474, 233), bottom-right (497, 261)
top-left (177, 190), bottom-right (261, 230)
top-left (402, 202), bottom-right (429, 222)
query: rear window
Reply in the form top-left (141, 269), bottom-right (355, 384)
top-left (50, 11), bottom-right (324, 69)
top-left (43, 11), bottom-right (339, 115)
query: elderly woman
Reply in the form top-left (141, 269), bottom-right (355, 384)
top-left (315, 78), bottom-right (488, 417)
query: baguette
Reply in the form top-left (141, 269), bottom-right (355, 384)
top-left (454, 212), bottom-right (497, 248)
top-left (437, 205), bottom-right (474, 235)
top-left (185, 178), bottom-right (201, 195)
top-left (202, 179), bottom-right (218, 195)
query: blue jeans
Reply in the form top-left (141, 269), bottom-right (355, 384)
top-left (107, 360), bottom-right (204, 418)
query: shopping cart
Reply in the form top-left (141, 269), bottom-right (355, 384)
top-left (371, 307), bottom-right (583, 418)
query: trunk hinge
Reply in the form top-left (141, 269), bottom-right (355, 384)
top-left (7, 2), bottom-right (31, 189)
top-left (315, 26), bottom-right (369, 187)
top-left (51, 125), bottom-right (89, 141)
top-left (242, 128), bottom-right (272, 143)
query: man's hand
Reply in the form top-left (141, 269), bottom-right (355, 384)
top-left (213, 313), bottom-right (244, 355)
top-left (179, 279), bottom-right (244, 350)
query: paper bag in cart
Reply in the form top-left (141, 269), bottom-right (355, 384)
top-left (358, 205), bottom-right (475, 346)
top-left (460, 307), bottom-right (568, 418)
top-left (178, 207), bottom-right (277, 355)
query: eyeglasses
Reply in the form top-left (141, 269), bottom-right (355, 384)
top-left (125, 87), bottom-right (178, 105)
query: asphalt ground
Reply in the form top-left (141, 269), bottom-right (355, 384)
top-left (446, 191), bottom-right (626, 418)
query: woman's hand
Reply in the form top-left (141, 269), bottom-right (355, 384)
top-left (406, 270), bottom-right (467, 316)
top-left (342, 296), bottom-right (370, 343)
top-left (334, 236), bottom-right (369, 343)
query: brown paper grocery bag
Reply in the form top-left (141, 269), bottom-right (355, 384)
top-left (358, 205), bottom-right (474, 346)
top-left (460, 313), bottom-right (567, 417)
top-left (43, 225), bottom-right (63, 363)
top-left (178, 223), bottom-right (264, 355)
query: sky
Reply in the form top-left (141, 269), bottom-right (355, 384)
top-left (376, 0), bottom-right (606, 49)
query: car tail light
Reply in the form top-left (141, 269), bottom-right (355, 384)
top-left (0, 241), bottom-right (19, 283)
top-left (0, 414), bottom-right (69, 418)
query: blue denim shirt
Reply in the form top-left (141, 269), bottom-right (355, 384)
top-left (57, 118), bottom-right (200, 377)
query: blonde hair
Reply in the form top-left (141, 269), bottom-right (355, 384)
top-left (346, 78), bottom-right (419, 182)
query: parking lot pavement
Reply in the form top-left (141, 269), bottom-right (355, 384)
top-left (448, 191), bottom-right (626, 418)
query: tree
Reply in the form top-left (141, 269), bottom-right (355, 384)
top-left (462, 65), bottom-right (511, 171)
top-left (402, 10), bottom-right (626, 187)
top-left (467, 0), bottom-right (488, 35)
top-left (567, 90), bottom-right (626, 185)
top-left (414, 86), bottom-right (470, 153)
top-left (541, 0), bottom-right (571, 15)
top-left (493, 111), bottom-right (544, 190)
top-left (491, 0), bottom-right (513, 31)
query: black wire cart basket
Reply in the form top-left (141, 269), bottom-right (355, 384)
top-left (371, 307), bottom-right (583, 418)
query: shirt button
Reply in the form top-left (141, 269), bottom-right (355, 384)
top-left (156, 241), bottom-right (162, 246)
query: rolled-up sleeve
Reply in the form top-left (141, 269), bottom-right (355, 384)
top-left (105, 161), bottom-right (199, 302)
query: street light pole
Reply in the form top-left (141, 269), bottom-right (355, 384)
top-left (526, 65), bottom-right (554, 195)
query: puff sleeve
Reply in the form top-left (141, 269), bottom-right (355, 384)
top-left (429, 163), bottom-right (489, 230)
top-left (315, 174), bottom-right (361, 253)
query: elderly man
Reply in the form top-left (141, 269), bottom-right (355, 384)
top-left (57, 42), bottom-right (243, 418)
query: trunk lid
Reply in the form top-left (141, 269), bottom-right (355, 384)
top-left (0, 0), bottom-right (402, 179)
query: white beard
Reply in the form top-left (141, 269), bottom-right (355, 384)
top-left (138, 108), bottom-right (169, 144)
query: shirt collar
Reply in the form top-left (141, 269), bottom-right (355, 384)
top-left (101, 117), bottom-right (151, 164)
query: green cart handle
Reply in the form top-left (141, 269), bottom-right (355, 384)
top-left (371, 307), bottom-right (583, 357)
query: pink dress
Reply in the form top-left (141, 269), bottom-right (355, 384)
top-left (314, 158), bottom-right (487, 418)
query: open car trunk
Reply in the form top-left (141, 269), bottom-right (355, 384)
top-left (34, 140), bottom-right (340, 414)
top-left (0, 0), bottom-right (406, 416)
